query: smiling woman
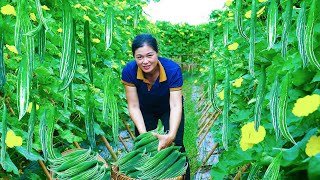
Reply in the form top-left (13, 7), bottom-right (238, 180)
top-left (144, 0), bottom-right (227, 25)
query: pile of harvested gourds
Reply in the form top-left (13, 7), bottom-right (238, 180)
top-left (114, 132), bottom-right (188, 179)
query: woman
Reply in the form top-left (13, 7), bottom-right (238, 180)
top-left (121, 33), bottom-right (190, 179)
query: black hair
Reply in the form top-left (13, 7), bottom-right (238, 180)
top-left (131, 34), bottom-right (158, 56)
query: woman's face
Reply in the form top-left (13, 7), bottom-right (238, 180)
top-left (134, 45), bottom-right (158, 74)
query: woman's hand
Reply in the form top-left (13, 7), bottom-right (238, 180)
top-left (152, 132), bottom-right (175, 151)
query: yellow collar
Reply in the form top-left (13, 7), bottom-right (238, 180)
top-left (137, 60), bottom-right (167, 83)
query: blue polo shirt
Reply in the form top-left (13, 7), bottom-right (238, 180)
top-left (121, 57), bottom-right (183, 113)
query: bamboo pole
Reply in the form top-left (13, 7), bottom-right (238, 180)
top-left (100, 135), bottom-right (118, 161)
top-left (118, 135), bottom-right (129, 152)
top-left (38, 160), bottom-right (52, 180)
top-left (120, 116), bottom-right (135, 140)
top-left (198, 113), bottom-right (210, 128)
top-left (73, 142), bottom-right (81, 149)
top-left (233, 164), bottom-right (251, 180)
top-left (198, 112), bottom-right (220, 146)
top-left (201, 143), bottom-right (219, 166)
top-left (196, 91), bottom-right (206, 108)
top-left (198, 96), bottom-right (208, 109)
top-left (198, 113), bottom-right (216, 137)
top-left (198, 103), bottom-right (210, 123)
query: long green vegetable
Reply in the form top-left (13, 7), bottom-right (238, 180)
top-left (35, 0), bottom-right (48, 30)
top-left (270, 76), bottom-right (281, 140)
top-left (24, 18), bottom-right (35, 72)
top-left (249, 0), bottom-right (257, 77)
top-left (222, 61), bottom-right (230, 150)
top-left (39, 110), bottom-right (48, 161)
top-left (254, 66), bottom-right (266, 131)
top-left (0, 31), bottom-right (5, 89)
top-left (38, 25), bottom-right (46, 64)
top-left (14, 0), bottom-right (26, 54)
top-left (105, 6), bottom-right (114, 50)
top-left (85, 86), bottom-right (96, 149)
top-left (17, 56), bottom-right (30, 120)
top-left (305, 0), bottom-right (320, 70)
top-left (263, 152), bottom-right (282, 179)
top-left (84, 21), bottom-right (93, 84)
top-left (209, 30), bottom-right (214, 52)
top-left (223, 22), bottom-right (228, 47)
top-left (296, 1), bottom-right (307, 68)
top-left (60, 0), bottom-right (74, 79)
top-left (27, 101), bottom-right (36, 153)
top-left (279, 73), bottom-right (296, 144)
top-left (1, 102), bottom-right (7, 169)
top-left (235, 0), bottom-right (248, 40)
top-left (133, 6), bottom-right (140, 28)
top-left (47, 108), bottom-right (57, 159)
top-left (60, 20), bottom-right (77, 91)
top-left (267, 0), bottom-right (278, 50)
top-left (209, 59), bottom-right (221, 113)
top-left (281, 0), bottom-right (293, 59)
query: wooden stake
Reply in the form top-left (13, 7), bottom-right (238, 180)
top-left (73, 142), bottom-right (81, 149)
top-left (198, 112), bottom-right (220, 146)
top-left (202, 143), bottom-right (219, 166)
top-left (100, 135), bottom-right (118, 161)
top-left (198, 113), bottom-right (210, 128)
top-left (198, 113), bottom-right (216, 137)
top-left (120, 116), bottom-right (135, 140)
top-left (118, 135), bottom-right (129, 152)
top-left (233, 164), bottom-right (250, 180)
top-left (38, 160), bottom-right (52, 180)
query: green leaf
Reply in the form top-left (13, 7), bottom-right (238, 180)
top-left (60, 129), bottom-right (82, 143)
top-left (2, 152), bottom-right (19, 175)
top-left (311, 71), bottom-right (320, 83)
top-left (308, 154), bottom-right (320, 180)
top-left (15, 146), bottom-right (44, 161)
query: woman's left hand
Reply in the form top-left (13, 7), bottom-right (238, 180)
top-left (152, 133), bottom-right (175, 151)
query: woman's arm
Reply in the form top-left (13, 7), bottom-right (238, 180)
top-left (154, 90), bottom-right (183, 150)
top-left (124, 85), bottom-right (147, 134)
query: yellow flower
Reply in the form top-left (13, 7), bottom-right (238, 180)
top-left (83, 15), bottom-right (91, 22)
top-left (228, 42), bottom-right (239, 50)
top-left (228, 12), bottom-right (234, 17)
top-left (213, 54), bottom-right (217, 58)
top-left (5, 44), bottom-right (18, 54)
top-left (5, 130), bottom-right (23, 148)
top-left (305, 135), bottom-right (320, 157)
top-left (219, 90), bottom-right (224, 100)
top-left (116, 17), bottom-right (122, 21)
top-left (232, 77), bottom-right (243, 87)
top-left (92, 38), bottom-right (100, 43)
top-left (125, 31), bottom-right (131, 35)
top-left (194, 80), bottom-right (198, 84)
top-left (27, 102), bottom-right (40, 113)
top-left (225, 0), bottom-right (233, 6)
top-left (57, 28), bottom-right (63, 33)
top-left (1, 4), bottom-right (16, 16)
top-left (41, 5), bottom-right (50, 10)
top-left (240, 122), bottom-right (266, 151)
top-left (121, 60), bottom-right (126, 65)
top-left (245, 7), bottom-right (266, 19)
top-left (241, 122), bottom-right (266, 143)
top-left (30, 13), bottom-right (37, 22)
top-left (74, 3), bottom-right (81, 8)
top-left (245, 10), bottom-right (252, 19)
top-left (103, 2), bottom-right (108, 6)
top-left (112, 64), bottom-right (119, 69)
top-left (126, 15), bottom-right (132, 20)
top-left (292, 94), bottom-right (320, 117)
top-left (257, 6), bottom-right (266, 17)
top-left (83, 6), bottom-right (92, 10)
top-left (94, 6), bottom-right (100, 11)
top-left (217, 22), bottom-right (222, 27)
top-left (259, 0), bottom-right (267, 2)
top-left (239, 138), bottom-right (254, 151)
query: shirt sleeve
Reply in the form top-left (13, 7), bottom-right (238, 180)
top-left (121, 64), bottom-right (135, 87)
top-left (169, 67), bottom-right (183, 91)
